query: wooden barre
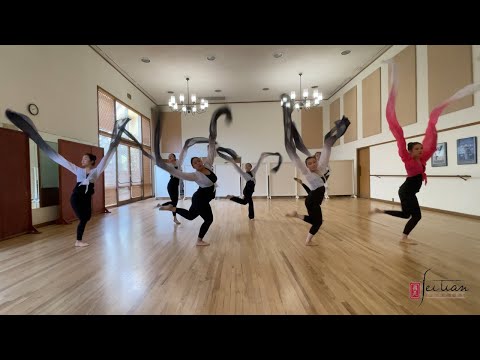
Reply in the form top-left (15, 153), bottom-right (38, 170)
top-left (370, 175), bottom-right (472, 181)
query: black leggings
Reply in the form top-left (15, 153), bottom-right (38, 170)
top-left (302, 186), bottom-right (325, 235)
top-left (175, 188), bottom-right (214, 239)
top-left (301, 183), bottom-right (311, 194)
top-left (162, 178), bottom-right (179, 216)
top-left (70, 192), bottom-right (92, 241)
top-left (230, 187), bottom-right (254, 219)
top-left (384, 176), bottom-right (422, 235)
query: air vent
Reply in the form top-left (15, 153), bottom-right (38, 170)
top-left (203, 96), bottom-right (226, 101)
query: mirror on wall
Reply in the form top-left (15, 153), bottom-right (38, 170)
top-left (30, 139), bottom-right (60, 209)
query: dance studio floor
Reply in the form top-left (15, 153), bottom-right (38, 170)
top-left (0, 197), bottom-right (479, 315)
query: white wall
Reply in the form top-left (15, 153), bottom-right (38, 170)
top-left (181, 102), bottom-right (301, 163)
top-left (322, 45), bottom-right (480, 216)
top-left (167, 102), bottom-right (303, 199)
top-left (214, 164), bottom-right (242, 197)
top-left (149, 102), bottom-right (299, 199)
top-left (0, 45), bottom-right (157, 225)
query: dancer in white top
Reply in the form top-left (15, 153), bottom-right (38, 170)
top-left (122, 109), bottom-right (235, 245)
top-left (5, 109), bottom-right (129, 247)
top-left (219, 150), bottom-right (282, 220)
top-left (279, 94), bottom-right (350, 245)
top-left (294, 151), bottom-right (330, 199)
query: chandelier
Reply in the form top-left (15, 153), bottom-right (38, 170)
top-left (168, 77), bottom-right (209, 114)
top-left (281, 73), bottom-right (323, 110)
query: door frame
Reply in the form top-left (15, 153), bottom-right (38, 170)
top-left (356, 146), bottom-right (371, 199)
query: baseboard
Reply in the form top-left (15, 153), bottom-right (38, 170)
top-left (155, 195), bottom-right (352, 200)
top-left (34, 220), bottom-right (57, 228)
top-left (369, 197), bottom-right (480, 220)
top-left (327, 195), bottom-right (354, 198)
top-left (267, 195), bottom-right (297, 198)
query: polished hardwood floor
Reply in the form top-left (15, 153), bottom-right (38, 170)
top-left (0, 197), bottom-right (479, 315)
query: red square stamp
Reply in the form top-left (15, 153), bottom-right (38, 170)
top-left (410, 282), bottom-right (421, 299)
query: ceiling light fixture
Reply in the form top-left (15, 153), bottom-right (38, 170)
top-left (168, 77), bottom-right (208, 115)
top-left (281, 73), bottom-right (323, 111)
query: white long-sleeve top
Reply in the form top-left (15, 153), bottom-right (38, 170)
top-left (44, 149), bottom-right (114, 194)
top-left (290, 146), bottom-right (331, 191)
top-left (163, 139), bottom-right (217, 188)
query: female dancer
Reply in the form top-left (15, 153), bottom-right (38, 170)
top-left (5, 109), bottom-right (129, 247)
top-left (121, 116), bottom-right (233, 247)
top-left (280, 95), bottom-right (350, 245)
top-left (220, 151), bottom-right (282, 220)
top-left (373, 64), bottom-right (480, 244)
top-left (294, 151), bottom-right (330, 198)
top-left (162, 153), bottom-right (181, 224)
top-left (152, 107), bottom-right (233, 246)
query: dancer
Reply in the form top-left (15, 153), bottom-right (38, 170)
top-left (158, 154), bottom-right (217, 246)
top-left (5, 109), bottom-right (129, 247)
top-left (162, 153), bottom-right (181, 224)
top-left (316, 151), bottom-right (330, 199)
top-left (372, 63), bottom-right (480, 244)
top-left (219, 151), bottom-right (282, 220)
top-left (149, 107), bottom-right (233, 246)
top-left (293, 177), bottom-right (313, 195)
top-left (294, 151), bottom-right (330, 199)
top-left (280, 94), bottom-right (350, 245)
top-left (121, 112), bottom-right (236, 247)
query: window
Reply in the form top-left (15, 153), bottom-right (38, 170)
top-left (98, 88), bottom-right (153, 206)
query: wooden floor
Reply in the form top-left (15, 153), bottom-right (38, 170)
top-left (0, 197), bottom-right (479, 315)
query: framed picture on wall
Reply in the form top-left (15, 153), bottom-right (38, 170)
top-left (431, 142), bottom-right (448, 167)
top-left (457, 137), bottom-right (477, 165)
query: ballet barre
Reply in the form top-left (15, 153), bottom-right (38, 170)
top-left (370, 175), bottom-right (472, 181)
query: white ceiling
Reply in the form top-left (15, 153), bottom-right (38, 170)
top-left (93, 45), bottom-right (390, 105)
